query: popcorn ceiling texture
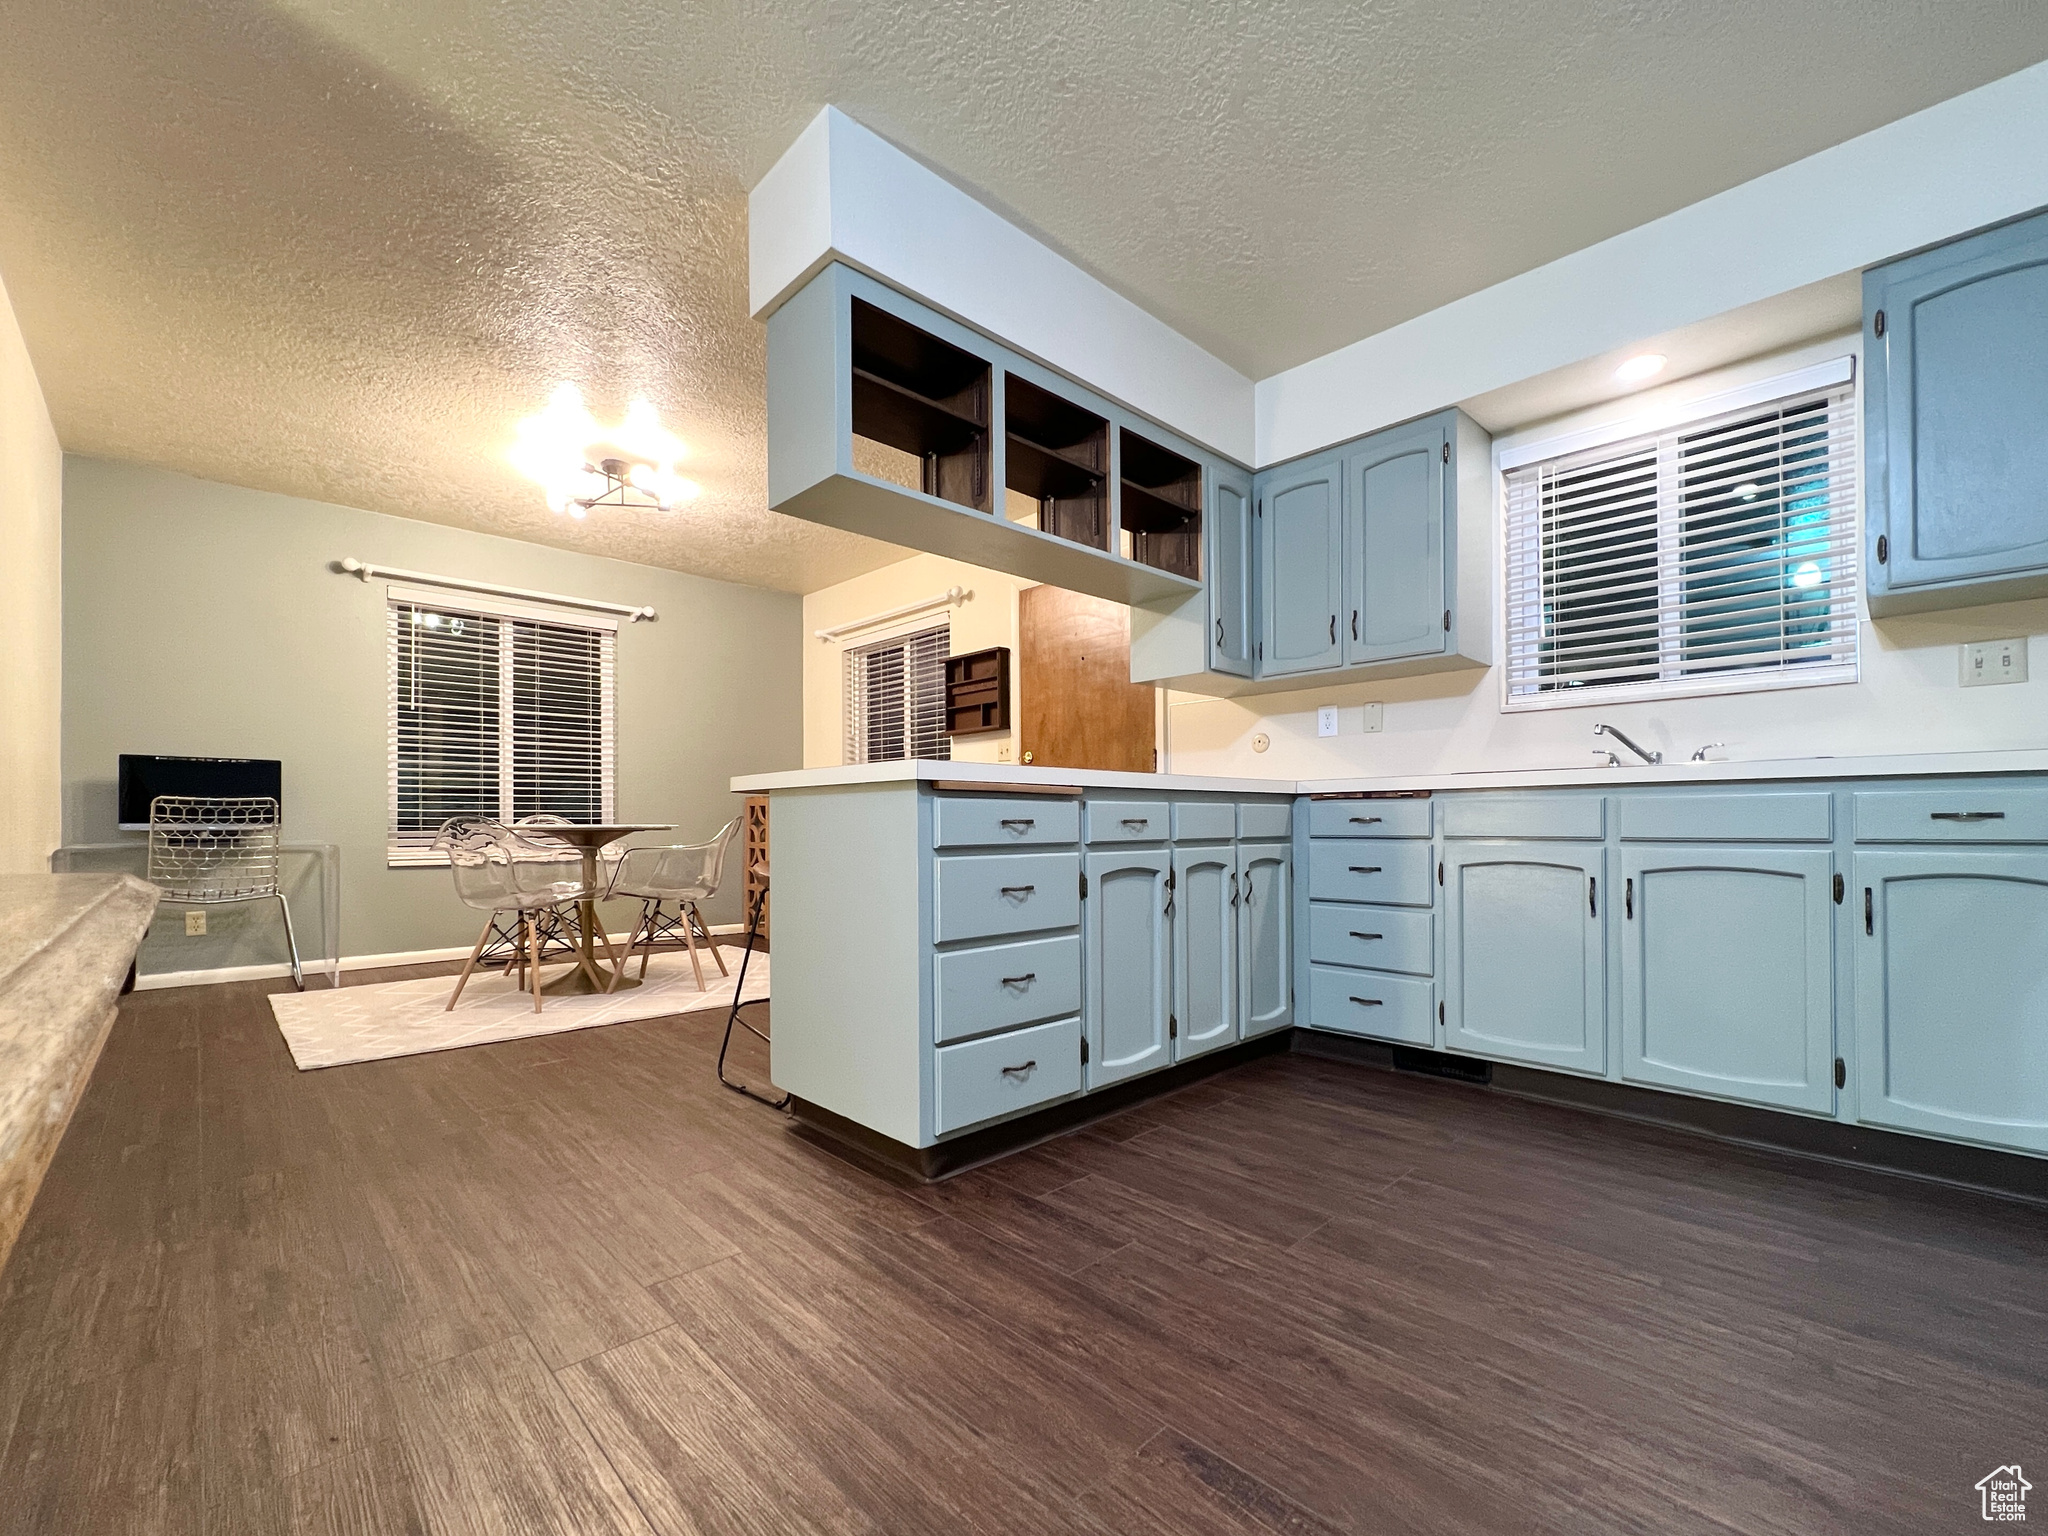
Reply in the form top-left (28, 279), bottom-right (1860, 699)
top-left (0, 0), bottom-right (2043, 592)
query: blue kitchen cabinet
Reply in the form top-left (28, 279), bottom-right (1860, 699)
top-left (1853, 850), bottom-right (2048, 1154)
top-left (1237, 842), bottom-right (1294, 1036)
top-left (1442, 844), bottom-right (1607, 1073)
top-left (1084, 848), bottom-right (1173, 1086)
top-left (1865, 208), bottom-right (2048, 613)
top-left (1257, 453), bottom-right (1344, 675)
top-left (1207, 464), bottom-right (1255, 677)
top-left (1618, 847), bottom-right (1836, 1113)
top-left (1172, 844), bottom-right (1238, 1058)
top-left (1344, 417), bottom-right (1446, 666)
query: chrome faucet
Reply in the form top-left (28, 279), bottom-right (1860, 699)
top-left (1594, 723), bottom-right (1662, 765)
top-left (1690, 742), bottom-right (1727, 763)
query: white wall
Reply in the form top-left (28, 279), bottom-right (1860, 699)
top-left (0, 270), bottom-right (62, 874)
top-left (1168, 336), bottom-right (2048, 781)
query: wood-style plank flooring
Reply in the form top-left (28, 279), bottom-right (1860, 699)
top-left (1, 965), bottom-right (2043, 1533)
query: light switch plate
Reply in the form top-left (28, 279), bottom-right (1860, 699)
top-left (1361, 703), bottom-right (1385, 734)
top-left (1316, 706), bottom-right (1339, 737)
top-left (1962, 638), bottom-right (2028, 687)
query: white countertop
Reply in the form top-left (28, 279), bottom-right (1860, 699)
top-left (733, 747), bottom-right (2048, 797)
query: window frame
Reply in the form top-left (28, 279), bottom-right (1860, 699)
top-left (385, 583), bottom-right (617, 866)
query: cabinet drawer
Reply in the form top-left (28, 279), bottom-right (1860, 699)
top-left (934, 1016), bottom-right (1083, 1135)
top-left (1853, 787), bottom-right (2048, 843)
top-left (1170, 801), bottom-right (1236, 842)
top-left (1308, 965), bottom-right (1434, 1045)
top-left (1237, 800), bottom-right (1293, 840)
top-left (1442, 793), bottom-right (1604, 840)
top-left (933, 935), bottom-right (1082, 1044)
top-left (1309, 903), bottom-right (1433, 976)
top-left (1085, 800), bottom-right (1171, 844)
top-left (1308, 797), bottom-right (1432, 839)
top-left (1308, 839), bottom-right (1435, 907)
top-left (934, 852), bottom-right (1081, 944)
top-left (933, 796), bottom-right (1080, 849)
top-left (1617, 791), bottom-right (1832, 843)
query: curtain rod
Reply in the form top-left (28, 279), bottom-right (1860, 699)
top-left (814, 586), bottom-right (970, 642)
top-left (334, 558), bottom-right (658, 622)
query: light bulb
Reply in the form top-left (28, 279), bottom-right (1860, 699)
top-left (1615, 353), bottom-right (1667, 384)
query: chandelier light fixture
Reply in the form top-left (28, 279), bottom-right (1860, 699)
top-left (510, 383), bottom-right (701, 517)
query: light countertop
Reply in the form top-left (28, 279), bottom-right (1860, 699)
top-left (734, 746), bottom-right (2048, 797)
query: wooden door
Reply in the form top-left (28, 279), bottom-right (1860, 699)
top-left (1084, 848), bottom-right (1173, 1086)
top-left (1207, 466), bottom-right (1254, 677)
top-left (1172, 844), bottom-right (1237, 1059)
top-left (1619, 846), bottom-right (1835, 1113)
top-left (1236, 842), bottom-right (1294, 1036)
top-left (1854, 850), bottom-right (2048, 1153)
top-left (1256, 454), bottom-right (1344, 675)
top-left (1018, 585), bottom-right (1155, 772)
top-left (1345, 420), bottom-right (1446, 665)
top-left (1442, 844), bottom-right (1606, 1073)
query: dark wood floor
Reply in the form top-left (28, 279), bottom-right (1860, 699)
top-left (1, 970), bottom-right (2043, 1535)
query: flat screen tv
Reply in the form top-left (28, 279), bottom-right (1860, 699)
top-left (118, 755), bottom-right (283, 830)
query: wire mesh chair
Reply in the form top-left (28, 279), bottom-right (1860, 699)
top-left (434, 818), bottom-right (610, 1012)
top-left (604, 818), bottom-right (742, 991)
top-left (147, 795), bottom-right (304, 990)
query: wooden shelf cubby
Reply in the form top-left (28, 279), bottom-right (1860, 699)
top-left (1120, 428), bottom-right (1203, 580)
top-left (944, 646), bottom-right (1011, 736)
top-left (851, 298), bottom-right (990, 512)
top-left (1005, 374), bottom-right (1108, 551)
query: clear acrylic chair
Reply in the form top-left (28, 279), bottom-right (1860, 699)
top-left (511, 813), bottom-right (600, 965)
top-left (147, 795), bottom-right (304, 990)
top-left (434, 818), bottom-right (610, 1012)
top-left (604, 818), bottom-right (742, 991)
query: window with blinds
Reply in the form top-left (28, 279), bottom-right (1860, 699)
top-left (1503, 376), bottom-right (1858, 709)
top-left (844, 624), bottom-right (952, 764)
top-left (387, 596), bottom-right (615, 862)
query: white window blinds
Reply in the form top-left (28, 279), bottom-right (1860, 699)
top-left (845, 624), bottom-right (952, 764)
top-left (1503, 377), bottom-right (1858, 708)
top-left (387, 595), bottom-right (615, 863)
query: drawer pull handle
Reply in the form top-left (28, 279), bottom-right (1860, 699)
top-left (1000, 973), bottom-right (1036, 986)
top-left (999, 885), bottom-right (1035, 898)
top-left (1348, 931), bottom-right (1383, 941)
top-left (1000, 1060), bottom-right (1038, 1078)
top-left (1930, 811), bottom-right (2005, 822)
top-left (1229, 873), bottom-right (1240, 906)
top-left (1348, 996), bottom-right (1384, 1007)
top-left (1348, 866), bottom-right (1383, 875)
top-left (999, 818), bottom-right (1036, 829)
top-left (1348, 815), bottom-right (1382, 825)
top-left (1121, 817), bottom-right (1150, 828)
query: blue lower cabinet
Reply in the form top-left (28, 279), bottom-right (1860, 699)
top-left (1309, 964), bottom-right (1433, 1044)
top-left (1237, 842), bottom-right (1295, 1036)
top-left (933, 934), bottom-right (1083, 1044)
top-left (1172, 845), bottom-right (1238, 1059)
top-left (1854, 851), bottom-right (2048, 1154)
top-left (1308, 901), bottom-right (1431, 976)
top-left (1306, 838), bottom-right (1434, 906)
top-left (1618, 847), bottom-right (1836, 1113)
top-left (933, 1016), bottom-right (1083, 1135)
top-left (1442, 844), bottom-right (1606, 1073)
top-left (1084, 848), bottom-right (1173, 1086)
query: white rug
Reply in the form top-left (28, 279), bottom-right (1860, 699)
top-left (268, 947), bottom-right (769, 1069)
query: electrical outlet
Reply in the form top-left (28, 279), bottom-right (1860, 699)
top-left (996, 742), bottom-right (1012, 762)
top-left (1962, 638), bottom-right (2029, 687)
top-left (185, 909), bottom-right (207, 936)
top-left (1360, 703), bottom-right (1385, 734)
top-left (1316, 706), bottom-right (1339, 738)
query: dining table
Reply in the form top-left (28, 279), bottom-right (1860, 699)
top-left (534, 823), bottom-right (670, 995)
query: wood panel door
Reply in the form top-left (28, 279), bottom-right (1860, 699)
top-left (1019, 585), bottom-right (1156, 772)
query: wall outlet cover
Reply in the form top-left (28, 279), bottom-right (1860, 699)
top-left (1962, 638), bottom-right (2028, 687)
top-left (185, 909), bottom-right (207, 936)
top-left (1360, 703), bottom-right (1385, 734)
top-left (1316, 705), bottom-right (1339, 737)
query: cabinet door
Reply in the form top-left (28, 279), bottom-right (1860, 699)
top-left (1344, 420), bottom-right (1446, 665)
top-left (1256, 455), bottom-right (1343, 675)
top-left (1237, 842), bottom-right (1294, 1036)
top-left (1443, 845), bottom-right (1605, 1072)
top-left (1869, 211), bottom-right (2048, 592)
top-left (1853, 851), bottom-right (2048, 1153)
top-left (1084, 849), bottom-right (1172, 1086)
top-left (1172, 846), bottom-right (1237, 1059)
top-left (1618, 847), bottom-right (1835, 1113)
top-left (1207, 464), bottom-right (1254, 677)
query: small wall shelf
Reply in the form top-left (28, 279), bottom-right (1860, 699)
top-left (944, 647), bottom-right (1011, 735)
top-left (1006, 375), bottom-right (1108, 550)
top-left (1121, 429), bottom-right (1202, 580)
top-left (851, 298), bottom-right (990, 512)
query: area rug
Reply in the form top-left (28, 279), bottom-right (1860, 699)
top-left (268, 947), bottom-right (769, 1069)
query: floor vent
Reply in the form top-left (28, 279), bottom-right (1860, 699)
top-left (1391, 1046), bottom-right (1492, 1085)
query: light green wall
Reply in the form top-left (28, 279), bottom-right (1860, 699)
top-left (62, 457), bottom-right (801, 972)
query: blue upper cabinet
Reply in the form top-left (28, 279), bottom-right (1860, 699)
top-left (1207, 464), bottom-right (1255, 677)
top-left (1865, 208), bottom-right (2048, 614)
top-left (1345, 418), bottom-right (1447, 666)
top-left (1258, 453), bottom-right (1345, 675)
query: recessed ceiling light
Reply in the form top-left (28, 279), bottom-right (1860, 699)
top-left (1615, 353), bottom-right (1667, 384)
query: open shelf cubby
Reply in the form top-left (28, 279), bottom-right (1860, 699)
top-left (1119, 428), bottom-right (1203, 580)
top-left (1005, 374), bottom-right (1108, 551)
top-left (850, 298), bottom-right (991, 512)
top-left (944, 646), bottom-right (1011, 736)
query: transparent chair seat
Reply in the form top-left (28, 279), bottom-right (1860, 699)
top-left (607, 818), bottom-right (741, 903)
top-left (434, 818), bottom-right (594, 911)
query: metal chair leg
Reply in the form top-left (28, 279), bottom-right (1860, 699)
top-left (277, 894), bottom-right (305, 991)
top-left (718, 884), bottom-right (786, 1109)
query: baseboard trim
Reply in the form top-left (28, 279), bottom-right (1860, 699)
top-left (132, 924), bottom-right (748, 991)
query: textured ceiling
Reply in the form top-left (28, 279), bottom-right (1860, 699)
top-left (1, 2), bottom-right (2045, 592)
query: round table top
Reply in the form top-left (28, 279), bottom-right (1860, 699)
top-left (525, 823), bottom-right (670, 848)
